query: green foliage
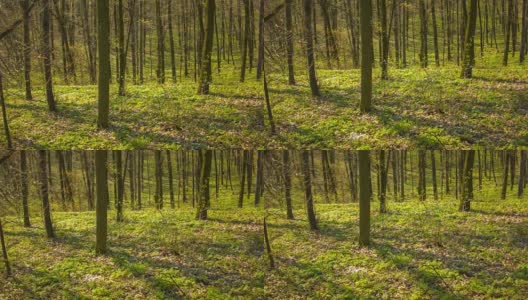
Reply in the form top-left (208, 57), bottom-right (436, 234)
top-left (1, 56), bottom-right (527, 149)
top-left (1, 198), bottom-right (526, 299)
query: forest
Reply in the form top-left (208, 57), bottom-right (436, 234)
top-left (0, 0), bottom-right (526, 149)
top-left (0, 150), bottom-right (527, 298)
top-left (0, 0), bottom-right (527, 299)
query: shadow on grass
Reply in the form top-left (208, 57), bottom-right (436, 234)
top-left (373, 241), bottom-right (467, 299)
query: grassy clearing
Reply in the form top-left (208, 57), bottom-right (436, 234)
top-left (1, 198), bottom-right (526, 299)
top-left (1, 55), bottom-right (527, 149)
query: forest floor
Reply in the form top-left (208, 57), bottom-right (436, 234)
top-left (2, 57), bottom-right (527, 149)
top-left (0, 199), bottom-right (526, 299)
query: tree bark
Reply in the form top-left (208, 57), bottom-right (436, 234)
top-left (359, 150), bottom-right (371, 247)
top-left (95, 150), bottom-right (109, 255)
top-left (39, 150), bottom-right (55, 239)
top-left (302, 151), bottom-right (318, 230)
top-left (97, 0), bottom-right (110, 129)
top-left (360, 0), bottom-right (373, 113)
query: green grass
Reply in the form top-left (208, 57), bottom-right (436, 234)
top-left (1, 198), bottom-right (527, 299)
top-left (2, 54), bottom-right (527, 149)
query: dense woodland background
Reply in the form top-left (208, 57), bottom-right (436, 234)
top-left (0, 1), bottom-right (527, 298)
top-left (0, 150), bottom-right (527, 298)
top-left (1, 150), bottom-right (527, 216)
top-left (1, 0), bottom-right (527, 83)
top-left (0, 0), bottom-right (527, 148)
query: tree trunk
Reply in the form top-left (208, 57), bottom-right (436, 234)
top-left (460, 150), bottom-right (475, 211)
top-left (418, 150), bottom-right (426, 201)
top-left (419, 0), bottom-right (428, 68)
top-left (0, 72), bottom-right (12, 149)
top-left (359, 150), bottom-right (371, 247)
top-left (304, 0), bottom-right (320, 97)
top-left (285, 0), bottom-right (296, 85)
top-left (20, 150), bottom-right (31, 227)
top-left (0, 219), bottom-right (11, 277)
top-left (167, 151), bottom-right (175, 208)
top-left (97, 0), bottom-right (110, 129)
top-left (238, 151), bottom-right (247, 208)
top-left (39, 151), bottom-right (55, 239)
top-left (168, 0), bottom-right (177, 82)
top-left (263, 216), bottom-right (275, 269)
top-left (21, 0), bottom-right (33, 100)
top-left (156, 0), bottom-right (165, 83)
top-left (501, 152), bottom-right (510, 200)
top-left (461, 0), bottom-right (479, 78)
top-left (198, 0), bottom-right (216, 94)
top-left (302, 151), bottom-right (318, 230)
top-left (196, 150), bottom-right (213, 220)
top-left (115, 151), bottom-right (124, 222)
top-left (95, 150), bottom-right (109, 255)
top-left (43, 0), bottom-right (56, 112)
top-left (432, 151), bottom-right (438, 200)
top-left (118, 0), bottom-right (126, 95)
top-left (431, 0), bottom-right (440, 66)
top-left (360, 0), bottom-right (373, 113)
top-left (154, 150), bottom-right (163, 210)
top-left (380, 0), bottom-right (389, 79)
top-left (282, 150), bottom-right (294, 219)
top-left (379, 151), bottom-right (388, 213)
top-left (503, 0), bottom-right (514, 66)
top-left (240, 0), bottom-right (250, 82)
top-left (520, 0), bottom-right (528, 63)
top-left (256, 0), bottom-right (264, 79)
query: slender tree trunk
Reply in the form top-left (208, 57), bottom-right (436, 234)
top-left (282, 150), bottom-right (294, 219)
top-left (95, 150), bottom-right (108, 255)
top-left (115, 151), bottom-right (124, 222)
top-left (302, 151), bottom-right (318, 230)
top-left (432, 151), bottom-right (438, 200)
top-left (238, 151), bottom-right (247, 208)
top-left (97, 0), bottom-right (110, 129)
top-left (21, 0), bottom-right (33, 100)
top-left (263, 216), bottom-right (275, 269)
top-left (0, 219), bottom-right (11, 277)
top-left (168, 0), bottom-right (177, 82)
top-left (460, 150), bottom-right (475, 211)
top-left (520, 0), bottom-right (528, 63)
top-left (503, 0), bottom-right (514, 66)
top-left (20, 150), bottom-right (31, 227)
top-left (501, 152), bottom-right (510, 200)
top-left (167, 151), bottom-right (175, 208)
top-left (285, 0), bottom-right (296, 85)
top-left (156, 0), bottom-right (165, 83)
top-left (154, 151), bottom-right (163, 209)
top-left (518, 151), bottom-right (526, 197)
top-left (198, 0), bottom-right (216, 94)
top-left (462, 0), bottom-right (479, 78)
top-left (431, 0), bottom-right (440, 66)
top-left (0, 72), bottom-right (12, 149)
top-left (43, 0), bottom-right (56, 112)
top-left (419, 0), bottom-right (428, 68)
top-left (256, 0), bottom-right (264, 79)
top-left (39, 151), bottom-right (55, 239)
top-left (379, 151), bottom-right (388, 213)
top-left (254, 151), bottom-right (264, 206)
top-left (359, 150), bottom-right (371, 247)
top-left (240, 0), bottom-right (250, 82)
top-left (304, 0), bottom-right (320, 97)
top-left (118, 0), bottom-right (126, 95)
top-left (196, 150), bottom-right (213, 220)
top-left (380, 0), bottom-right (389, 79)
top-left (417, 150), bottom-right (426, 201)
top-left (360, 0), bottom-right (373, 113)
